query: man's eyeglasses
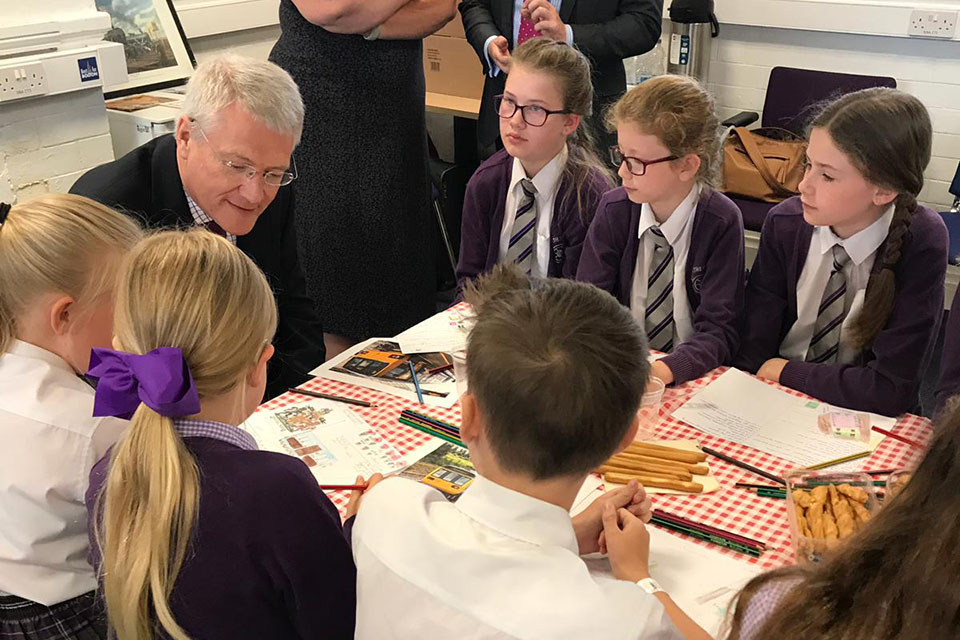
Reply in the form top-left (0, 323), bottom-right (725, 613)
top-left (494, 95), bottom-right (570, 127)
top-left (609, 146), bottom-right (677, 176)
top-left (194, 122), bottom-right (297, 187)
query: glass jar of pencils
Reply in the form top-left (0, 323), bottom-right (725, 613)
top-left (784, 469), bottom-right (880, 564)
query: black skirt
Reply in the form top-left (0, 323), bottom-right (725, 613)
top-left (270, 0), bottom-right (436, 339)
top-left (0, 592), bottom-right (107, 640)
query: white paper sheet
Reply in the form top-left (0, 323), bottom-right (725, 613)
top-left (310, 338), bottom-right (460, 408)
top-left (395, 308), bottom-right (472, 355)
top-left (582, 527), bottom-right (763, 636)
top-left (672, 369), bottom-right (895, 468)
top-left (242, 399), bottom-right (408, 484)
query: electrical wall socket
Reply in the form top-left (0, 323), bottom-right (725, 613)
top-left (0, 62), bottom-right (47, 103)
top-left (909, 10), bottom-right (958, 39)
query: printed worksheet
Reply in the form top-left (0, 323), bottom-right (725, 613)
top-left (243, 399), bottom-right (407, 484)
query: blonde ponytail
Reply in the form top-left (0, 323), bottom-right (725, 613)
top-left (98, 229), bottom-right (277, 640)
top-left (0, 194), bottom-right (141, 353)
top-left (99, 405), bottom-right (199, 640)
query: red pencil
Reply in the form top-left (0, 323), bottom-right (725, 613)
top-left (871, 426), bottom-right (924, 449)
top-left (427, 363), bottom-right (454, 375)
top-left (318, 484), bottom-right (367, 491)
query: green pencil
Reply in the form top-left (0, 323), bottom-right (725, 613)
top-left (399, 417), bottom-right (463, 446)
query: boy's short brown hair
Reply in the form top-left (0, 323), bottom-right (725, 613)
top-left (464, 265), bottom-right (650, 480)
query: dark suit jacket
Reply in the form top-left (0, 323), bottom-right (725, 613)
top-left (460, 0), bottom-right (663, 150)
top-left (70, 134), bottom-right (325, 400)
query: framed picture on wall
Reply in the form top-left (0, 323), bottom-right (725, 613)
top-left (97, 0), bottom-right (196, 97)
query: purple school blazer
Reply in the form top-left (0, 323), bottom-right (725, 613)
top-left (576, 186), bottom-right (745, 385)
top-left (936, 286), bottom-right (960, 416)
top-left (736, 196), bottom-right (948, 417)
top-left (455, 149), bottom-right (612, 289)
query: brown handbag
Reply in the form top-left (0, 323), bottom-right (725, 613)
top-left (722, 126), bottom-right (807, 203)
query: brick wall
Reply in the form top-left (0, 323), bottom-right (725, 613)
top-left (0, 88), bottom-right (113, 204)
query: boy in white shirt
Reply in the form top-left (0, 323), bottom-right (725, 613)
top-left (351, 264), bottom-right (710, 640)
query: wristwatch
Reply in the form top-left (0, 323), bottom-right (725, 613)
top-left (636, 577), bottom-right (664, 595)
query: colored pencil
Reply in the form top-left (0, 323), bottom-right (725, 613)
top-left (650, 513), bottom-right (763, 557)
top-left (650, 518), bottom-right (761, 557)
top-left (427, 363), bottom-right (454, 375)
top-left (408, 361), bottom-right (424, 404)
top-left (318, 484), bottom-right (368, 491)
top-left (401, 409), bottom-right (461, 434)
top-left (401, 413), bottom-right (461, 440)
top-left (871, 426), bottom-right (924, 449)
top-left (399, 417), bottom-right (463, 446)
top-left (652, 508), bottom-right (766, 551)
top-left (701, 446), bottom-right (786, 485)
top-left (286, 387), bottom-right (376, 407)
top-left (804, 450), bottom-right (871, 470)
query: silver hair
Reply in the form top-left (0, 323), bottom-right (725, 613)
top-left (182, 54), bottom-right (304, 145)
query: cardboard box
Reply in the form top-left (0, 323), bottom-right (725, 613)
top-left (436, 13), bottom-right (466, 39)
top-left (423, 34), bottom-right (484, 100)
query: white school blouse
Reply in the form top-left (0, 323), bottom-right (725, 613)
top-left (0, 340), bottom-right (127, 605)
top-left (352, 474), bottom-right (681, 640)
top-left (630, 184), bottom-right (701, 344)
top-left (780, 204), bottom-right (894, 364)
top-left (498, 148), bottom-right (567, 278)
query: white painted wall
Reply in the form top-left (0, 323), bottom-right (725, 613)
top-left (0, 2), bottom-right (115, 203)
top-left (704, 23), bottom-right (960, 208)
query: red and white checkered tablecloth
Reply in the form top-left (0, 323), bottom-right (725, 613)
top-left (259, 334), bottom-right (931, 573)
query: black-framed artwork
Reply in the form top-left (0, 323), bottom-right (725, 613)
top-left (96, 0), bottom-right (196, 97)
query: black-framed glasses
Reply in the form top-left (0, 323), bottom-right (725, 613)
top-left (609, 146), bottom-right (677, 176)
top-left (195, 123), bottom-right (298, 187)
top-left (494, 94), bottom-right (570, 127)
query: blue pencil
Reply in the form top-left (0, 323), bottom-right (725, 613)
top-left (408, 361), bottom-right (424, 404)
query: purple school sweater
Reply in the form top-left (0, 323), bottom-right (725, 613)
top-left (85, 438), bottom-right (356, 639)
top-left (576, 186), bottom-right (746, 385)
top-left (736, 196), bottom-right (948, 417)
top-left (455, 149), bottom-right (612, 288)
top-left (935, 287), bottom-right (960, 416)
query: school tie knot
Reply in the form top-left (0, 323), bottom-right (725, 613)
top-left (831, 244), bottom-right (850, 273)
top-left (520, 178), bottom-right (537, 200)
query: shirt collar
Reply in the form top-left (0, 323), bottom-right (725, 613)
top-left (455, 474), bottom-right (579, 554)
top-left (6, 340), bottom-right (75, 374)
top-left (509, 147), bottom-right (568, 200)
top-left (184, 190), bottom-right (237, 244)
top-left (637, 183), bottom-right (700, 243)
top-left (817, 203), bottom-right (895, 266)
top-left (174, 418), bottom-right (259, 451)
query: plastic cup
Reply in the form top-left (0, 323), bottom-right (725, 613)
top-left (635, 376), bottom-right (665, 441)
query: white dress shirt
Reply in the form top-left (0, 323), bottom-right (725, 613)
top-left (353, 475), bottom-right (681, 640)
top-left (630, 185), bottom-right (701, 346)
top-left (780, 204), bottom-right (895, 364)
top-left (185, 190), bottom-right (237, 245)
top-left (0, 340), bottom-right (127, 605)
top-left (498, 148), bottom-right (567, 279)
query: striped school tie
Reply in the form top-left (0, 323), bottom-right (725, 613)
top-left (807, 245), bottom-right (851, 364)
top-left (645, 226), bottom-right (675, 352)
top-left (506, 178), bottom-right (538, 274)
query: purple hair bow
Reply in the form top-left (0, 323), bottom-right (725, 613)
top-left (87, 347), bottom-right (201, 420)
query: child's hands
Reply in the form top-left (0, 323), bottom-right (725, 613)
top-left (488, 36), bottom-right (512, 73)
top-left (601, 501), bottom-right (652, 583)
top-left (572, 479), bottom-right (651, 555)
top-left (757, 357), bottom-right (788, 383)
top-left (344, 473), bottom-right (384, 520)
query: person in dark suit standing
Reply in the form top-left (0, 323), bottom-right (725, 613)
top-left (70, 55), bottom-right (324, 400)
top-left (460, 0), bottom-right (663, 158)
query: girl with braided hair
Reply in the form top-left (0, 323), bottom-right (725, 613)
top-left (735, 88), bottom-right (948, 416)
